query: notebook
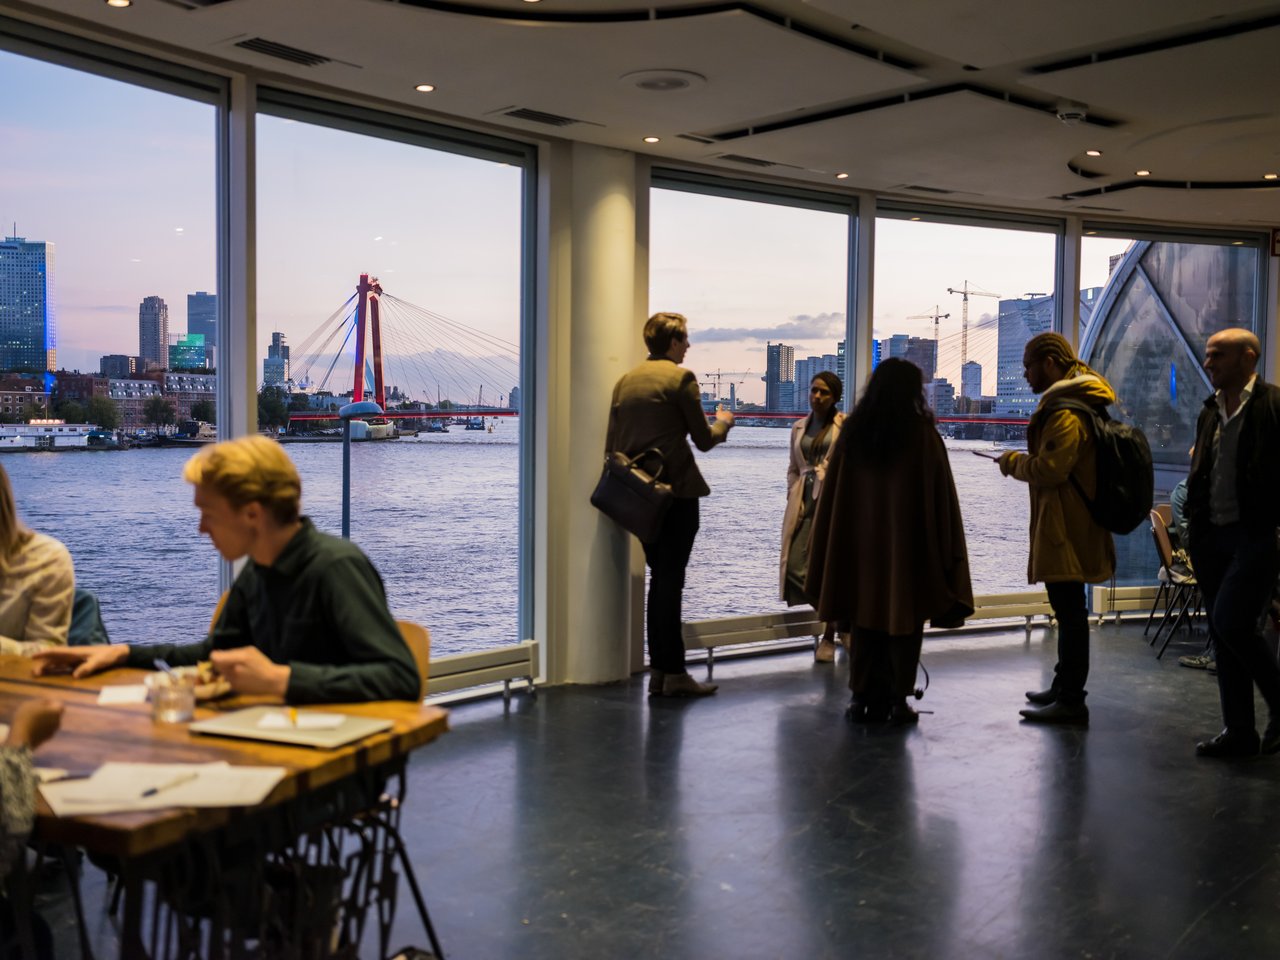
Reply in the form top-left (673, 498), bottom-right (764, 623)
top-left (189, 706), bottom-right (395, 749)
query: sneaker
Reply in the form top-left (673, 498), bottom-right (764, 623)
top-left (1178, 654), bottom-right (1214, 670)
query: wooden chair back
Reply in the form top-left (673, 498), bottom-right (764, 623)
top-left (397, 620), bottom-right (431, 699)
top-left (1149, 509), bottom-right (1175, 570)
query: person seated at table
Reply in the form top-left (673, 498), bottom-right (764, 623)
top-left (33, 437), bottom-right (419, 704)
top-left (0, 464), bottom-right (74, 657)
top-left (0, 698), bottom-right (63, 959)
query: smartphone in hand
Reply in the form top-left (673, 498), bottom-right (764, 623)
top-left (971, 449), bottom-right (1001, 460)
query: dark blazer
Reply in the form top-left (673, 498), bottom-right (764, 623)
top-left (1187, 377), bottom-right (1280, 543)
top-left (604, 357), bottom-right (729, 498)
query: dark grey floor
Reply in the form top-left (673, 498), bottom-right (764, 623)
top-left (43, 621), bottom-right (1280, 959)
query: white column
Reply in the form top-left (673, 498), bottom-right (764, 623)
top-left (219, 73), bottom-right (257, 440)
top-left (535, 142), bottom-right (645, 684)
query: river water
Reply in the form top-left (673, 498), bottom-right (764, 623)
top-left (4, 423), bottom-right (1153, 656)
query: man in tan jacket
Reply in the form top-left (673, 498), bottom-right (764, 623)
top-left (997, 333), bottom-right (1116, 725)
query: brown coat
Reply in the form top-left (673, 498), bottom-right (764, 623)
top-left (807, 422), bottom-right (973, 635)
top-left (998, 372), bottom-right (1117, 584)
top-left (604, 358), bottom-right (729, 498)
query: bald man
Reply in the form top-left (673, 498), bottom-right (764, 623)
top-left (1186, 327), bottom-right (1280, 758)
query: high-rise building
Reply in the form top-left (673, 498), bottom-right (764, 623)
top-left (903, 336), bottom-right (937, 382)
top-left (871, 338), bottom-right (882, 371)
top-left (995, 291), bottom-right (1103, 416)
top-left (188, 291), bottom-right (216, 367)
top-left (961, 360), bottom-right (983, 399)
top-left (138, 295), bottom-right (169, 370)
top-left (169, 333), bottom-right (206, 370)
top-left (187, 291), bottom-right (216, 345)
top-left (763, 341), bottom-right (794, 411)
top-left (924, 378), bottom-right (956, 416)
top-left (508, 385), bottom-right (521, 412)
top-left (0, 235), bottom-right (56, 372)
top-left (885, 334), bottom-right (909, 360)
top-left (264, 331), bottom-right (291, 386)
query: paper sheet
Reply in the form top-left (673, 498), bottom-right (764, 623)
top-left (98, 685), bottom-right (148, 705)
top-left (40, 761), bottom-right (287, 817)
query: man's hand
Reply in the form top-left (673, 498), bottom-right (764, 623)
top-left (6, 699), bottom-right (64, 751)
top-left (716, 409), bottom-right (735, 428)
top-left (31, 644), bottom-right (130, 679)
top-left (210, 647), bottom-right (291, 698)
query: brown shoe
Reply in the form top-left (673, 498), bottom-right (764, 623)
top-left (648, 670), bottom-right (665, 695)
top-left (814, 638), bottom-right (836, 663)
top-left (661, 673), bottom-right (718, 697)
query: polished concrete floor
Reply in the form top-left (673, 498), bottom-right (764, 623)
top-left (45, 621), bottom-right (1280, 958)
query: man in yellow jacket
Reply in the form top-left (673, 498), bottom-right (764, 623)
top-left (996, 333), bottom-right (1116, 725)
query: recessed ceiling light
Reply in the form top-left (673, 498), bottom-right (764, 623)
top-left (1085, 230), bottom-right (1098, 235)
top-left (414, 83), bottom-right (436, 93)
top-left (835, 172), bottom-right (849, 180)
top-left (1265, 173), bottom-right (1279, 180)
top-left (105, 0), bottom-right (131, 7)
top-left (643, 136), bottom-right (660, 143)
top-left (1085, 149), bottom-right (1102, 157)
top-left (1135, 169), bottom-right (1151, 176)
top-left (910, 216), bottom-right (921, 221)
top-left (522, 0), bottom-right (542, 3)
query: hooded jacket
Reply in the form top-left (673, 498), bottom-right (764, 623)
top-left (999, 371), bottom-right (1117, 584)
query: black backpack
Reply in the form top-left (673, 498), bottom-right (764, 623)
top-left (1044, 398), bottom-right (1154, 535)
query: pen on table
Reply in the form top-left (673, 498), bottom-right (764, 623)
top-left (140, 771), bottom-right (199, 798)
top-left (288, 707), bottom-right (298, 727)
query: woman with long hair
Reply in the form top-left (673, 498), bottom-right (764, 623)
top-left (806, 358), bottom-right (973, 723)
top-left (780, 371), bottom-right (845, 661)
top-left (0, 464), bottom-right (75, 655)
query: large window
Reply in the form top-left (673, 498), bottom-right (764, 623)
top-left (0, 44), bottom-right (219, 643)
top-left (873, 211), bottom-right (1060, 597)
top-left (255, 99), bottom-right (528, 655)
top-left (649, 181), bottom-right (850, 621)
top-left (1081, 231), bottom-right (1264, 585)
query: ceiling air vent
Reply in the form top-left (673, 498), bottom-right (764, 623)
top-left (234, 38), bottom-right (331, 68)
top-left (903, 184), bottom-right (954, 195)
top-left (503, 108), bottom-right (579, 127)
top-left (719, 154), bottom-right (775, 168)
top-left (677, 134), bottom-right (715, 145)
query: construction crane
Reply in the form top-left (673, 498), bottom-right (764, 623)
top-left (906, 306), bottom-right (950, 344)
top-left (702, 369), bottom-right (750, 406)
top-left (946, 281), bottom-right (1000, 365)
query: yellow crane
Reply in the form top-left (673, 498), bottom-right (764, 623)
top-left (702, 369), bottom-right (751, 404)
top-left (946, 281), bottom-right (1000, 365)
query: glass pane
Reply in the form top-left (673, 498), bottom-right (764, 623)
top-left (0, 49), bottom-right (218, 643)
top-left (649, 187), bottom-right (849, 622)
top-left (1081, 235), bottom-right (1263, 585)
top-left (256, 115), bottom-right (523, 656)
top-left (874, 216), bottom-right (1060, 597)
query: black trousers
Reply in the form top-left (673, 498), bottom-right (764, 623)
top-left (849, 626), bottom-right (923, 703)
top-left (1189, 522), bottom-right (1280, 733)
top-left (1045, 580), bottom-right (1089, 705)
top-left (642, 497), bottom-right (700, 675)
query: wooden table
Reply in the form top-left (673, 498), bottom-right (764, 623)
top-left (0, 655), bottom-right (450, 959)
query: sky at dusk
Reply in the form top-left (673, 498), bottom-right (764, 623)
top-left (2, 47), bottom-right (1130, 405)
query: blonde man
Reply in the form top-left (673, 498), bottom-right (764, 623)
top-left (35, 436), bottom-right (418, 703)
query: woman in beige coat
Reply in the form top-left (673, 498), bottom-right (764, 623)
top-left (780, 371), bottom-right (845, 661)
top-left (997, 332), bottom-right (1116, 726)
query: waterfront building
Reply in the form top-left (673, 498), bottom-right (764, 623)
top-left (54, 372), bottom-right (108, 406)
top-left (996, 291), bottom-right (1101, 416)
top-left (169, 333), bottom-right (206, 371)
top-left (924, 377), bottom-right (956, 416)
top-left (138, 296), bottom-right (169, 371)
top-left (871, 338), bottom-right (882, 371)
top-left (763, 342), bottom-right (794, 412)
top-left (961, 360), bottom-right (983, 399)
top-left (507, 385), bottom-right (520, 412)
top-left (0, 374), bottom-right (49, 420)
top-left (99, 354), bottom-right (135, 378)
top-left (164, 371), bottom-right (216, 424)
top-left (265, 331), bottom-right (290, 386)
top-left (107, 375), bottom-right (162, 431)
top-left (0, 235), bottom-right (55, 372)
top-left (884, 334), bottom-right (909, 360)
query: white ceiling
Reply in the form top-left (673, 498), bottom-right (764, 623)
top-left (6, 0), bottom-right (1280, 228)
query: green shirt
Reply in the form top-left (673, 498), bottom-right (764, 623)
top-left (127, 518), bottom-right (419, 704)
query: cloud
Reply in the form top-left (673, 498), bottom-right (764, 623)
top-left (694, 312), bottom-right (846, 343)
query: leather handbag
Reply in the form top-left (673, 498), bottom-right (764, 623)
top-left (590, 448), bottom-right (674, 543)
